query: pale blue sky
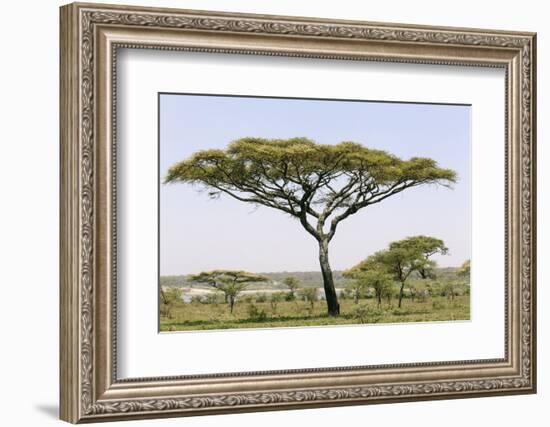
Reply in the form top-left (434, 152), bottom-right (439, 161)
top-left (160, 94), bottom-right (470, 275)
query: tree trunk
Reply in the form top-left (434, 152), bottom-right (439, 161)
top-left (318, 239), bottom-right (340, 316)
top-left (398, 282), bottom-right (405, 308)
top-left (377, 293), bottom-right (382, 308)
top-left (229, 296), bottom-right (235, 313)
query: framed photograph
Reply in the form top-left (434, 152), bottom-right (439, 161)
top-left (60, 2), bottom-right (537, 423)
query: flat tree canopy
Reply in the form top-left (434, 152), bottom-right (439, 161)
top-left (166, 138), bottom-right (456, 240)
top-left (167, 138), bottom-right (457, 316)
top-left (188, 270), bottom-right (268, 313)
top-left (188, 270), bottom-right (267, 287)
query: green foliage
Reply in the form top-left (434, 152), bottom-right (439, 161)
top-left (190, 295), bottom-right (204, 304)
top-left (350, 304), bottom-right (385, 324)
top-left (269, 292), bottom-right (286, 314)
top-left (255, 293), bottom-right (268, 303)
top-left (165, 138), bottom-right (456, 197)
top-left (443, 281), bottom-right (458, 301)
top-left (160, 295), bottom-right (470, 331)
top-left (343, 279), bottom-right (367, 304)
top-left (165, 137), bottom-right (456, 248)
top-left (298, 287), bottom-right (319, 308)
top-left (344, 267), bottom-right (394, 307)
top-left (284, 292), bottom-right (296, 302)
top-left (351, 235), bottom-right (449, 308)
top-left (428, 278), bottom-right (470, 299)
top-left (339, 289), bottom-right (349, 300)
top-left (283, 276), bottom-right (300, 296)
top-left (188, 270), bottom-right (268, 313)
top-left (159, 287), bottom-right (183, 319)
top-left (166, 137), bottom-right (457, 317)
top-left (458, 259), bottom-right (471, 282)
top-left (188, 270), bottom-right (268, 287)
top-left (202, 293), bottom-right (223, 304)
top-left (241, 294), bottom-right (255, 304)
top-left (247, 304), bottom-right (268, 322)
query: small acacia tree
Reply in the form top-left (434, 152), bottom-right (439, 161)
top-left (188, 270), bottom-right (267, 314)
top-left (353, 235), bottom-right (449, 308)
top-left (458, 259), bottom-right (471, 282)
top-left (159, 287), bottom-right (183, 319)
top-left (343, 276), bottom-right (367, 304)
top-left (166, 138), bottom-right (456, 316)
top-left (414, 236), bottom-right (449, 279)
top-left (298, 287), bottom-right (318, 310)
top-left (282, 276), bottom-right (300, 298)
top-left (344, 268), bottom-right (393, 308)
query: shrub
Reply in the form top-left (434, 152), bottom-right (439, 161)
top-left (269, 292), bottom-right (285, 314)
top-left (255, 293), bottom-right (268, 303)
top-left (241, 294), bottom-right (255, 304)
top-left (298, 287), bottom-right (318, 308)
top-left (247, 304), bottom-right (268, 321)
top-left (284, 292), bottom-right (296, 302)
top-left (351, 304), bottom-right (384, 324)
top-left (191, 295), bottom-right (203, 304)
top-left (159, 287), bottom-right (183, 319)
top-left (203, 293), bottom-right (222, 304)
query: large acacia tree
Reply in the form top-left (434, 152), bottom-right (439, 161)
top-left (166, 138), bottom-right (456, 316)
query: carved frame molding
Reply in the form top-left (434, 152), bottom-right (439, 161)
top-left (60, 2), bottom-right (536, 423)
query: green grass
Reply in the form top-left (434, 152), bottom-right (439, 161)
top-left (160, 295), bottom-right (470, 332)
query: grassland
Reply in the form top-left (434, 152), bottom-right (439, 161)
top-left (160, 294), bottom-right (470, 332)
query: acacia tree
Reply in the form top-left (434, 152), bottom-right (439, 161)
top-left (343, 276), bottom-right (367, 304)
top-left (282, 276), bottom-right (300, 298)
top-left (458, 259), bottom-right (471, 282)
top-left (354, 235), bottom-right (449, 308)
top-left (159, 287), bottom-right (182, 319)
top-left (188, 270), bottom-right (267, 313)
top-left (344, 266), bottom-right (393, 307)
top-left (166, 137), bottom-right (456, 316)
top-left (414, 236), bottom-right (449, 279)
top-left (298, 287), bottom-right (318, 310)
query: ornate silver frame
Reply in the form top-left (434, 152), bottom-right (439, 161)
top-left (60, 2), bottom-right (537, 423)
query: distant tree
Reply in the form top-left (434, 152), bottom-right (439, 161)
top-left (269, 292), bottom-right (285, 314)
top-left (352, 235), bottom-right (449, 308)
top-left (458, 259), bottom-right (471, 282)
top-left (409, 285), bottom-right (418, 302)
top-left (365, 271), bottom-right (394, 308)
top-left (159, 287), bottom-right (182, 319)
top-left (345, 262), bottom-right (393, 307)
top-left (413, 236), bottom-right (448, 279)
top-left (342, 270), bottom-right (367, 304)
top-left (188, 270), bottom-right (268, 314)
top-left (166, 137), bottom-right (456, 316)
top-left (298, 287), bottom-right (318, 309)
top-left (282, 276), bottom-right (300, 298)
top-left (442, 279), bottom-right (459, 301)
top-left (344, 279), bottom-right (365, 304)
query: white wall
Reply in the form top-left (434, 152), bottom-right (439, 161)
top-left (0, 1), bottom-right (545, 426)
